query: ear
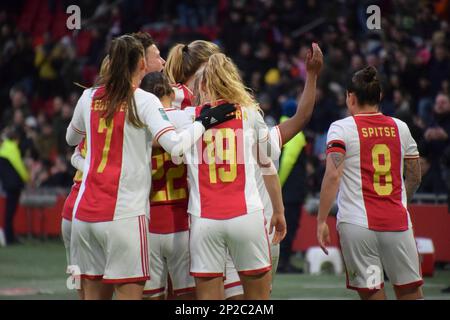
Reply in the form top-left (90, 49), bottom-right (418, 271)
top-left (140, 56), bottom-right (147, 71)
top-left (348, 93), bottom-right (356, 106)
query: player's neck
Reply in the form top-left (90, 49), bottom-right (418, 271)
top-left (131, 73), bottom-right (142, 89)
top-left (354, 105), bottom-right (380, 115)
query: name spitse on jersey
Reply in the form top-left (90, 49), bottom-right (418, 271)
top-left (326, 112), bottom-right (419, 232)
top-left (69, 87), bottom-right (179, 222)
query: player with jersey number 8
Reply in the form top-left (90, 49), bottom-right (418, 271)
top-left (65, 35), bottom-right (236, 300)
top-left (316, 66), bottom-right (424, 300)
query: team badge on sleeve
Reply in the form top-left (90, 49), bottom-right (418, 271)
top-left (159, 108), bottom-right (169, 121)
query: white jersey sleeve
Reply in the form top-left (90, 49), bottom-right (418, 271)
top-left (394, 119), bottom-right (419, 159)
top-left (165, 108), bottom-right (196, 131)
top-left (326, 121), bottom-right (347, 154)
top-left (66, 89), bottom-right (90, 146)
top-left (136, 89), bottom-right (205, 157)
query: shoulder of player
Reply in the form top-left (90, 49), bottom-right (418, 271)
top-left (133, 88), bottom-right (163, 111)
top-left (389, 116), bottom-right (408, 128)
top-left (330, 116), bottom-right (354, 129)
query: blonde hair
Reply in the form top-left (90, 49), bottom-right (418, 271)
top-left (200, 53), bottom-right (259, 109)
top-left (164, 40), bottom-right (220, 84)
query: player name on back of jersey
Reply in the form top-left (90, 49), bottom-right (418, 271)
top-left (361, 126), bottom-right (396, 138)
top-left (92, 99), bottom-right (126, 112)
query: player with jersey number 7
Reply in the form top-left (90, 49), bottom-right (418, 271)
top-left (316, 66), bottom-right (424, 300)
top-left (65, 35), bottom-right (236, 300)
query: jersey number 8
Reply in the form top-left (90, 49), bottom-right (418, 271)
top-left (371, 144), bottom-right (393, 196)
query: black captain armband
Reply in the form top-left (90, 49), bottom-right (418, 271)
top-left (326, 140), bottom-right (346, 155)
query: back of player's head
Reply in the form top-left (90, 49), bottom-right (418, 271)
top-left (200, 53), bottom-right (259, 109)
top-left (131, 31), bottom-right (155, 50)
top-left (164, 40), bottom-right (220, 84)
top-left (141, 72), bottom-right (173, 99)
top-left (347, 66), bottom-right (381, 106)
top-left (101, 34), bottom-right (145, 128)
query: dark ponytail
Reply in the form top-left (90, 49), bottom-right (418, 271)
top-left (347, 66), bottom-right (381, 106)
top-left (99, 35), bottom-right (145, 128)
top-left (141, 72), bottom-right (173, 99)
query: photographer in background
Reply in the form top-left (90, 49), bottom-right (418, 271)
top-left (0, 127), bottom-right (29, 245)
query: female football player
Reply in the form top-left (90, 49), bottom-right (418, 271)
top-left (185, 53), bottom-right (286, 300)
top-left (65, 35), bottom-right (235, 300)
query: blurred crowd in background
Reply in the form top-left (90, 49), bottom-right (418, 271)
top-left (1, 0), bottom-right (450, 197)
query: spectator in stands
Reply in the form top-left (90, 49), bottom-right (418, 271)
top-left (1, 85), bottom-right (30, 129)
top-left (34, 32), bottom-right (63, 98)
top-left (421, 93), bottom-right (450, 193)
top-left (34, 120), bottom-right (57, 162)
top-left (0, 127), bottom-right (29, 245)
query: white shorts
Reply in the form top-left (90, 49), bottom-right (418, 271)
top-left (61, 218), bottom-right (72, 266)
top-left (143, 231), bottom-right (195, 297)
top-left (224, 253), bottom-right (243, 299)
top-left (190, 212), bottom-right (271, 277)
top-left (71, 215), bottom-right (150, 283)
top-left (338, 222), bottom-right (423, 291)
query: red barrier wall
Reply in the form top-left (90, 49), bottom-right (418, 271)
top-left (1, 197), bottom-right (449, 262)
top-left (292, 205), bottom-right (450, 262)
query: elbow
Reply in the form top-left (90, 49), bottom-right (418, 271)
top-left (326, 170), bottom-right (341, 185)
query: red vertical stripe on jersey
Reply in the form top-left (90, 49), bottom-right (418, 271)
top-left (62, 182), bottom-right (81, 220)
top-left (195, 105), bottom-right (247, 219)
top-left (353, 114), bottom-right (408, 231)
top-left (75, 87), bottom-right (126, 222)
top-left (150, 146), bottom-right (189, 233)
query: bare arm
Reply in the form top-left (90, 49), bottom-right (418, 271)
top-left (404, 158), bottom-right (422, 203)
top-left (317, 152), bottom-right (345, 254)
top-left (277, 43), bottom-right (323, 144)
top-left (262, 171), bottom-right (287, 245)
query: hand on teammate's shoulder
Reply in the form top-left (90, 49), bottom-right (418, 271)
top-left (195, 103), bottom-right (237, 130)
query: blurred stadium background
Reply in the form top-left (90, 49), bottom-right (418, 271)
top-left (0, 0), bottom-right (450, 299)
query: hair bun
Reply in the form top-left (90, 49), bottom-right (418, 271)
top-left (362, 66), bottom-right (377, 82)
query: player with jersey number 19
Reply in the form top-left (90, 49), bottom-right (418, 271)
top-left (186, 53), bottom-right (287, 300)
top-left (65, 35), bottom-right (236, 300)
top-left (317, 66), bottom-right (424, 300)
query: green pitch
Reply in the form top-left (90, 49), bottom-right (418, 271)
top-left (0, 240), bottom-right (449, 300)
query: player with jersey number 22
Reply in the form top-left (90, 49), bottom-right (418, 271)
top-left (317, 66), bottom-right (424, 300)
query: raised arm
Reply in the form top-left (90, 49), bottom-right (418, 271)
top-left (277, 43), bottom-right (323, 144)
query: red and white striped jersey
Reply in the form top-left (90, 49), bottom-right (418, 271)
top-left (326, 112), bottom-right (419, 231)
top-left (70, 87), bottom-right (183, 222)
top-left (148, 82), bottom-right (193, 233)
top-left (149, 108), bottom-right (195, 234)
top-left (172, 83), bottom-right (194, 110)
top-left (183, 102), bottom-right (271, 220)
